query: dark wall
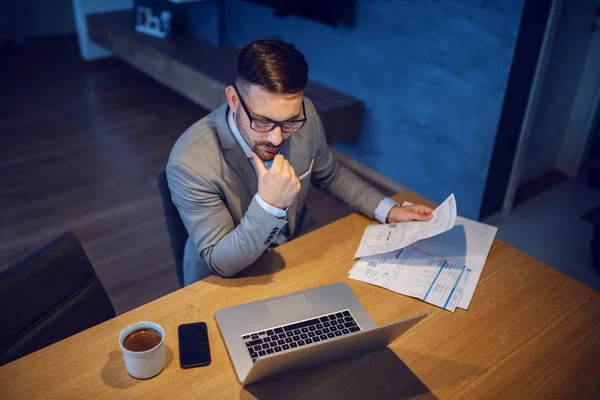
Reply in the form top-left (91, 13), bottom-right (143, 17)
top-left (518, 0), bottom-right (597, 185)
top-left (1, 0), bottom-right (76, 41)
top-left (480, 0), bottom-right (554, 219)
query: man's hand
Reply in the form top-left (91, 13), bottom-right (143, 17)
top-left (250, 151), bottom-right (301, 210)
top-left (387, 204), bottom-right (433, 223)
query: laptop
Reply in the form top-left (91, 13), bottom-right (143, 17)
top-left (215, 282), bottom-right (427, 385)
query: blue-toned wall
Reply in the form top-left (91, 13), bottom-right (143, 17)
top-left (183, 1), bottom-right (219, 44)
top-left (223, 0), bottom-right (524, 219)
top-left (160, 0), bottom-right (524, 218)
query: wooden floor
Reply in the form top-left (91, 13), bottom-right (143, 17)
top-left (0, 35), bottom-right (387, 314)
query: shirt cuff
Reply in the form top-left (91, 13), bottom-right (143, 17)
top-left (254, 193), bottom-right (287, 219)
top-left (374, 197), bottom-right (398, 224)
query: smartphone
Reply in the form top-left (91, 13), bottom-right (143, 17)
top-left (178, 322), bottom-right (211, 368)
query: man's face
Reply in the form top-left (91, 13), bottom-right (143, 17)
top-left (231, 85), bottom-right (303, 161)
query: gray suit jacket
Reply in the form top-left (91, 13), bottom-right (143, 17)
top-left (167, 98), bottom-right (386, 280)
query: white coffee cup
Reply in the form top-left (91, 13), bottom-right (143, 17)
top-left (119, 321), bottom-right (166, 379)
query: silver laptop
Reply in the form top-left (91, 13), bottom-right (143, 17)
top-left (215, 282), bottom-right (426, 386)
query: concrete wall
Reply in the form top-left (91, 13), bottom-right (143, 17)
top-left (223, 0), bottom-right (524, 218)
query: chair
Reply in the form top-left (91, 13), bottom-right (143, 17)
top-left (0, 232), bottom-right (116, 366)
top-left (157, 170), bottom-right (188, 287)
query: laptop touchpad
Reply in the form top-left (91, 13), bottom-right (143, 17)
top-left (265, 295), bottom-right (313, 323)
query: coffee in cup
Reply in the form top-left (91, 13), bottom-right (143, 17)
top-left (119, 321), bottom-right (166, 379)
top-left (123, 328), bottom-right (162, 352)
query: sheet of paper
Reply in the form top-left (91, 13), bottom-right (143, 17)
top-left (354, 194), bottom-right (457, 258)
top-left (349, 247), bottom-right (470, 312)
top-left (418, 261), bottom-right (470, 312)
top-left (402, 202), bottom-right (498, 310)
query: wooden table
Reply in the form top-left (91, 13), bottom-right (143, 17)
top-left (1, 192), bottom-right (599, 399)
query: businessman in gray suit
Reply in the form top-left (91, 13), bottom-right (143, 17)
top-left (167, 38), bottom-right (433, 285)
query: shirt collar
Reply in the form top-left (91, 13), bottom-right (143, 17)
top-left (228, 108), bottom-right (252, 158)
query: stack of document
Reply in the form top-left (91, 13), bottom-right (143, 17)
top-left (349, 194), bottom-right (497, 312)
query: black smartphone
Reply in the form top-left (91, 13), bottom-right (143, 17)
top-left (178, 322), bottom-right (211, 368)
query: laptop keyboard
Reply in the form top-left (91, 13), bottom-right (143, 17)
top-left (241, 310), bottom-right (361, 363)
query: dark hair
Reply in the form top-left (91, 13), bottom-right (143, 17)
top-left (237, 37), bottom-right (309, 94)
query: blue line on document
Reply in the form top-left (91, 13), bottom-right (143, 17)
top-left (423, 260), bottom-right (447, 301)
top-left (443, 265), bottom-right (466, 309)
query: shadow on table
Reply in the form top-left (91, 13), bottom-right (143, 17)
top-left (409, 224), bottom-right (467, 266)
top-left (239, 348), bottom-right (438, 400)
top-left (393, 348), bottom-right (485, 392)
top-left (100, 344), bottom-right (174, 389)
top-left (207, 250), bottom-right (286, 288)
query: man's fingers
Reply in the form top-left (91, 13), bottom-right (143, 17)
top-left (289, 165), bottom-right (297, 179)
top-left (406, 204), bottom-right (433, 215)
top-left (411, 211), bottom-right (433, 221)
top-left (410, 204), bottom-right (434, 214)
top-left (282, 159), bottom-right (292, 178)
top-left (249, 150), bottom-right (268, 177)
top-left (272, 154), bottom-right (284, 170)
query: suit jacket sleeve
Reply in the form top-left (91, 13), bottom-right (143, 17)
top-left (308, 101), bottom-right (387, 219)
top-left (166, 160), bottom-right (287, 278)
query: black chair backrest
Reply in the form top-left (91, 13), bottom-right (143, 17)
top-left (157, 170), bottom-right (188, 287)
top-left (0, 232), bottom-right (116, 366)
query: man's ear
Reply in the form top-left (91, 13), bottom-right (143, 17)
top-left (225, 86), bottom-right (238, 112)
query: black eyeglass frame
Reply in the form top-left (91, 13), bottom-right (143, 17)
top-left (234, 85), bottom-right (307, 133)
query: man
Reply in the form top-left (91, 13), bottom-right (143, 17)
top-left (167, 38), bottom-right (433, 285)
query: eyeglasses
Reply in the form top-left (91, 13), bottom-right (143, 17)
top-left (234, 85), bottom-right (307, 134)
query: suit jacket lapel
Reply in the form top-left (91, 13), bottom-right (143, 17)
top-left (281, 133), bottom-right (299, 236)
top-left (215, 105), bottom-right (258, 200)
top-left (224, 146), bottom-right (258, 198)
